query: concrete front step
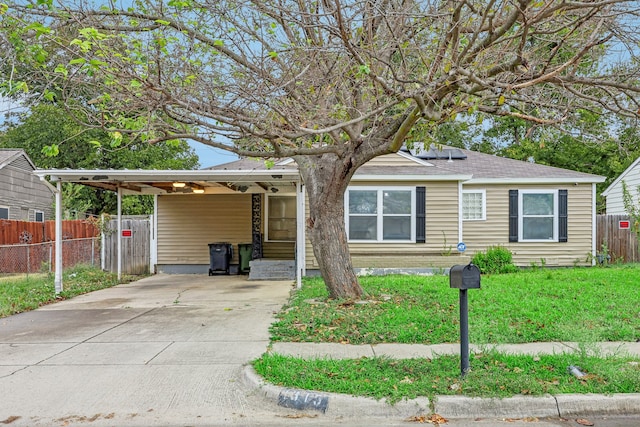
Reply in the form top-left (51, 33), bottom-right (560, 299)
top-left (249, 259), bottom-right (296, 280)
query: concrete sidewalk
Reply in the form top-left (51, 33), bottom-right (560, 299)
top-left (242, 341), bottom-right (640, 420)
top-left (270, 340), bottom-right (640, 359)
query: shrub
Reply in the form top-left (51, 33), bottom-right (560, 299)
top-left (471, 246), bottom-right (518, 274)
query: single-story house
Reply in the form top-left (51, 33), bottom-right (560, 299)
top-left (602, 156), bottom-right (640, 215)
top-left (0, 149), bottom-right (54, 221)
top-left (34, 145), bottom-right (605, 285)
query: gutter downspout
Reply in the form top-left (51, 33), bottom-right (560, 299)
top-left (458, 181), bottom-right (464, 244)
top-left (592, 183), bottom-right (597, 266)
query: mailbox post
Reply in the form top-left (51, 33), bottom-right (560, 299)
top-left (449, 263), bottom-right (481, 377)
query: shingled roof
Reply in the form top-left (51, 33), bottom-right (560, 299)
top-left (206, 146), bottom-right (604, 183)
top-left (402, 145), bottom-right (604, 183)
top-left (0, 149), bottom-right (36, 171)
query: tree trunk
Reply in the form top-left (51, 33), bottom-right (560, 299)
top-left (295, 153), bottom-right (363, 300)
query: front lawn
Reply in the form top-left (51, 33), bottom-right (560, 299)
top-left (255, 351), bottom-right (640, 401)
top-left (270, 265), bottom-right (640, 345)
top-left (257, 265), bottom-right (640, 400)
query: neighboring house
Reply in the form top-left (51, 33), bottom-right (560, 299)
top-left (0, 149), bottom-right (54, 222)
top-left (602, 157), bottom-right (640, 215)
top-left (34, 145), bottom-right (604, 279)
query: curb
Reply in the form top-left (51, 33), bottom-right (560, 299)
top-left (242, 365), bottom-right (640, 419)
top-left (242, 365), bottom-right (432, 418)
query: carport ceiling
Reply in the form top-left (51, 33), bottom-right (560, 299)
top-left (33, 169), bottom-right (301, 195)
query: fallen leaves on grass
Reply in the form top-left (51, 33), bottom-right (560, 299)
top-left (406, 413), bottom-right (448, 424)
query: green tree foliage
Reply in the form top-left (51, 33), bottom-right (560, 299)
top-left (485, 113), bottom-right (640, 213)
top-left (621, 181), bottom-right (640, 235)
top-left (0, 104), bottom-right (199, 215)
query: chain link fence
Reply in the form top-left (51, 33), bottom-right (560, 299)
top-left (0, 238), bottom-right (99, 275)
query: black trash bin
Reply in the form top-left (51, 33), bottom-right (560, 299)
top-left (238, 243), bottom-right (253, 274)
top-left (208, 243), bottom-right (232, 275)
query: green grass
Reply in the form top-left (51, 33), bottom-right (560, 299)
top-left (0, 264), bottom-right (138, 317)
top-left (254, 351), bottom-right (640, 402)
top-left (270, 265), bottom-right (640, 344)
top-left (260, 265), bottom-right (640, 399)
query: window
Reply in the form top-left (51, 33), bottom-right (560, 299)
top-left (521, 191), bottom-right (557, 240)
top-left (34, 210), bottom-right (44, 222)
top-left (266, 195), bottom-right (296, 241)
top-left (0, 207), bottom-right (8, 220)
top-left (462, 190), bottom-right (485, 221)
top-left (346, 187), bottom-right (415, 242)
top-left (509, 189), bottom-right (567, 242)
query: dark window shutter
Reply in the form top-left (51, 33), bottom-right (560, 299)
top-left (509, 190), bottom-right (518, 242)
top-left (559, 189), bottom-right (568, 242)
top-left (416, 186), bottom-right (426, 243)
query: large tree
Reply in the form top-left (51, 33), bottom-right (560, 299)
top-left (3, 0), bottom-right (640, 298)
top-left (0, 104), bottom-right (199, 215)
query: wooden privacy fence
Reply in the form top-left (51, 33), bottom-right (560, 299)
top-left (596, 215), bottom-right (639, 263)
top-left (102, 217), bottom-right (151, 275)
top-left (0, 219), bottom-right (101, 274)
top-left (0, 219), bottom-right (99, 244)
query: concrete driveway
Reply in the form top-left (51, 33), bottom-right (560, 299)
top-left (0, 274), bottom-right (295, 426)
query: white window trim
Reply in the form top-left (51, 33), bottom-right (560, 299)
top-left (265, 194), bottom-right (296, 242)
top-left (345, 186), bottom-right (416, 243)
top-left (518, 189), bottom-right (558, 242)
top-left (0, 206), bottom-right (9, 220)
top-left (462, 189), bottom-right (486, 221)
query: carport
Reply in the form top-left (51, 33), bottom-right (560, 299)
top-left (33, 159), bottom-right (306, 293)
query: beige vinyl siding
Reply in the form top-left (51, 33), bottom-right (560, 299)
top-left (363, 153), bottom-right (423, 167)
top-left (262, 241), bottom-right (295, 259)
top-left (462, 183), bottom-right (594, 266)
top-left (157, 194), bottom-right (252, 265)
top-left (304, 180), bottom-right (464, 270)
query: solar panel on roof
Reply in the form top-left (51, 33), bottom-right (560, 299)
top-left (414, 148), bottom-right (467, 160)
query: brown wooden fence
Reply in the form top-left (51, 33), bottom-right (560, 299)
top-left (0, 219), bottom-right (99, 244)
top-left (596, 215), bottom-right (639, 263)
top-left (0, 219), bottom-right (100, 274)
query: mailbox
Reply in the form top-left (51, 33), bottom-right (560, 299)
top-left (449, 264), bottom-right (481, 289)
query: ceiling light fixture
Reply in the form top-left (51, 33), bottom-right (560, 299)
top-left (172, 182), bottom-right (186, 188)
top-left (192, 187), bottom-right (204, 194)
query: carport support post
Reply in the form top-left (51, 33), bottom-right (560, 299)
top-left (54, 180), bottom-right (63, 294)
top-left (459, 289), bottom-right (470, 377)
top-left (117, 186), bottom-right (122, 281)
top-left (295, 181), bottom-right (305, 289)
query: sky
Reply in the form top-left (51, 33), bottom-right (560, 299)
top-left (190, 142), bottom-right (239, 168)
